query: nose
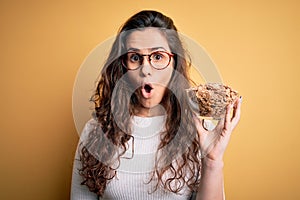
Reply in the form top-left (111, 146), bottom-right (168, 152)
top-left (140, 56), bottom-right (152, 76)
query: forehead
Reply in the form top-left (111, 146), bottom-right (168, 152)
top-left (125, 28), bottom-right (170, 51)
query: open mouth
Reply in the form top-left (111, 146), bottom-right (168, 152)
top-left (144, 84), bottom-right (153, 93)
top-left (141, 83), bottom-right (154, 99)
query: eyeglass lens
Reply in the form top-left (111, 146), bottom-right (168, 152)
top-left (124, 51), bottom-right (172, 70)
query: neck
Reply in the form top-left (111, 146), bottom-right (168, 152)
top-left (134, 104), bottom-right (166, 117)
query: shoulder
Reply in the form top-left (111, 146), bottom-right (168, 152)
top-left (79, 118), bottom-right (99, 142)
top-left (84, 118), bottom-right (99, 131)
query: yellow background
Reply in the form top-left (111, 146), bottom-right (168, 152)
top-left (0, 0), bottom-right (299, 199)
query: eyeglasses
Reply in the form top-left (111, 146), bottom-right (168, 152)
top-left (122, 51), bottom-right (174, 70)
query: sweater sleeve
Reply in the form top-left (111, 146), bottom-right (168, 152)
top-left (70, 120), bottom-right (99, 200)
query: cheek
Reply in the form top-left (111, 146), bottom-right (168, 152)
top-left (154, 67), bottom-right (173, 87)
top-left (127, 72), bottom-right (140, 86)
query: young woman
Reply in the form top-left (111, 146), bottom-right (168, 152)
top-left (71, 10), bottom-right (242, 200)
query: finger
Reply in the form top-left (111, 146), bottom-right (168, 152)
top-left (230, 97), bottom-right (239, 121)
top-left (231, 96), bottom-right (242, 126)
top-left (223, 103), bottom-right (233, 135)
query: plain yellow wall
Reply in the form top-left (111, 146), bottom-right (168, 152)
top-left (0, 0), bottom-right (299, 199)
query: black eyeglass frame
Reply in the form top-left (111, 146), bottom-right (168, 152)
top-left (121, 51), bottom-right (174, 70)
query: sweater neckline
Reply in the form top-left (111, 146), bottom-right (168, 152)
top-left (131, 115), bottom-right (166, 139)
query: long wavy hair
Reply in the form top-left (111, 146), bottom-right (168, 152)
top-left (79, 10), bottom-right (202, 196)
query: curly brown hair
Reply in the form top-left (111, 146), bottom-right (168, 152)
top-left (78, 10), bottom-right (202, 196)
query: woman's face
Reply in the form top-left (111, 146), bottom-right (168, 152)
top-left (125, 28), bottom-right (174, 115)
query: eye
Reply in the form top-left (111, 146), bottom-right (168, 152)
top-left (151, 52), bottom-right (165, 61)
top-left (129, 53), bottom-right (141, 63)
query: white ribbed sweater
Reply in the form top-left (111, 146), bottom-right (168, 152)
top-left (71, 116), bottom-right (194, 200)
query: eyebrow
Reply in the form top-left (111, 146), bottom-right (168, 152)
top-left (126, 47), bottom-right (168, 52)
